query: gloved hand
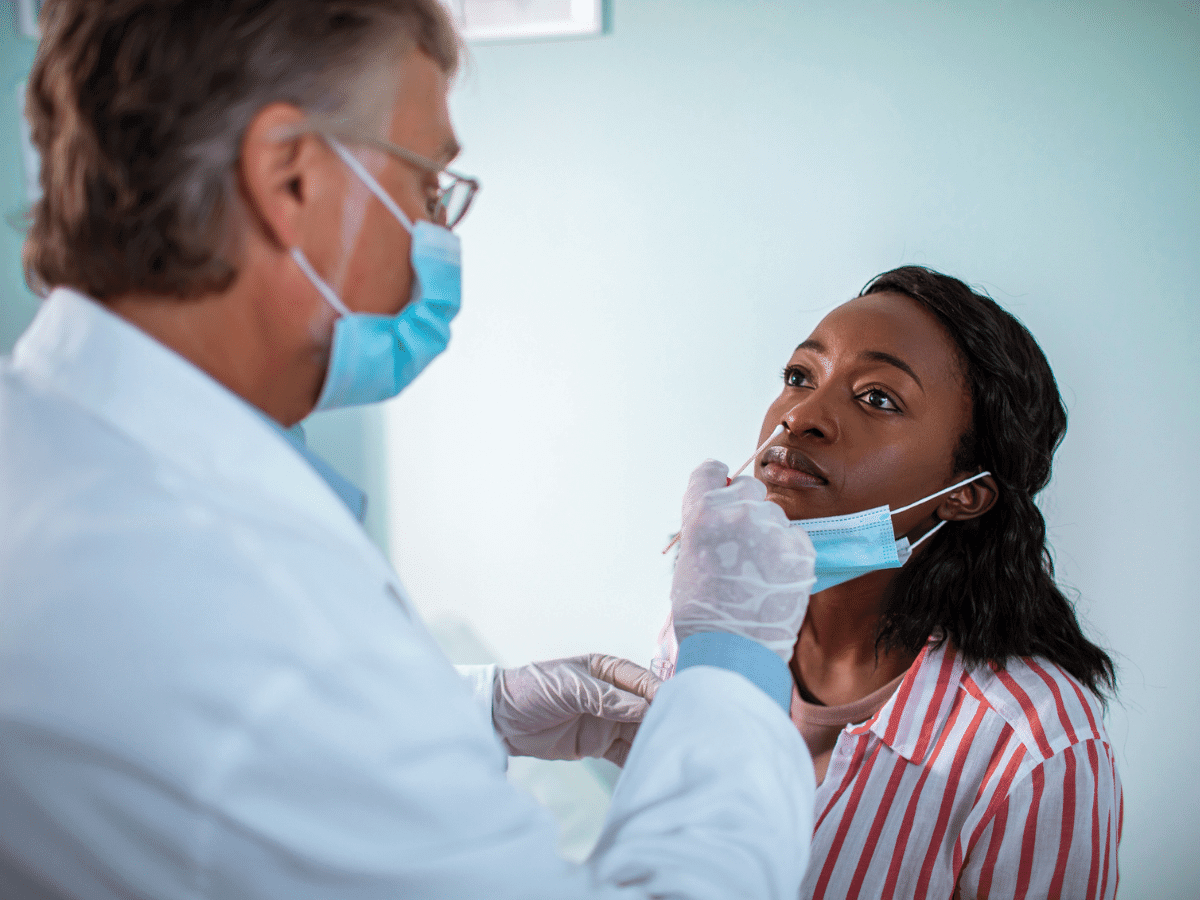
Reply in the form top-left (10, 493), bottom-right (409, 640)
top-left (671, 459), bottom-right (816, 660)
top-left (492, 654), bottom-right (661, 766)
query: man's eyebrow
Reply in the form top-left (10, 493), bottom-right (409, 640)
top-left (861, 350), bottom-right (923, 389)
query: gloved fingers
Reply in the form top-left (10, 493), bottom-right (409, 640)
top-left (492, 660), bottom-right (583, 744)
top-left (605, 740), bottom-right (631, 767)
top-left (500, 721), bottom-right (578, 760)
top-left (576, 718), bottom-right (641, 766)
top-left (588, 682), bottom-right (650, 723)
top-left (498, 656), bottom-right (650, 719)
top-left (493, 659), bottom-right (654, 761)
top-left (601, 723), bottom-right (640, 767)
top-left (683, 477), bottom-right (771, 540)
top-left (680, 459), bottom-right (730, 525)
top-left (715, 474), bottom-right (769, 504)
top-left (588, 654), bottom-right (662, 702)
top-left (684, 470), bottom-right (767, 529)
top-left (686, 458), bottom-right (730, 494)
top-left (689, 484), bottom-right (805, 558)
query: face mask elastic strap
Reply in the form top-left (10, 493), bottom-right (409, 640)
top-left (325, 136), bottom-right (415, 235)
top-left (290, 247), bottom-right (351, 317)
top-left (908, 519), bottom-right (947, 552)
top-left (892, 470), bottom-right (992, 517)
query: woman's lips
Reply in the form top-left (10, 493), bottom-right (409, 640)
top-left (759, 445), bottom-right (829, 489)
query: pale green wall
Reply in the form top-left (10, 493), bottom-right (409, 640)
top-left (0, 3), bottom-right (37, 350)
top-left (384, 0), bottom-right (1200, 893)
top-left (2, 0), bottom-right (1196, 892)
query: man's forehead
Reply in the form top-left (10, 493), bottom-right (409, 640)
top-left (386, 51), bottom-right (459, 162)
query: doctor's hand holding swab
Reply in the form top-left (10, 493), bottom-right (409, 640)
top-left (661, 424), bottom-right (784, 555)
top-left (667, 448), bottom-right (817, 665)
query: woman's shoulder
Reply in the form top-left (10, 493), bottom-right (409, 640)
top-left (949, 647), bottom-right (1112, 761)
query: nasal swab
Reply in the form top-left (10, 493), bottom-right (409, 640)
top-left (661, 424), bottom-right (784, 555)
top-left (729, 424), bottom-right (784, 481)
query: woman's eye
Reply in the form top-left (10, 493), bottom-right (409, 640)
top-left (782, 366), bottom-right (811, 388)
top-left (860, 388), bottom-right (899, 411)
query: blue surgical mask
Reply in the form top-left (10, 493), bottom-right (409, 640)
top-left (649, 470), bottom-right (992, 681)
top-left (793, 471), bottom-right (991, 593)
top-left (291, 137), bottom-right (462, 411)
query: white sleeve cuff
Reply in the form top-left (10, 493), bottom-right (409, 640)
top-left (454, 663), bottom-right (498, 729)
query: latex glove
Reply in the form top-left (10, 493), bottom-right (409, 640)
top-left (671, 459), bottom-right (817, 660)
top-left (493, 654), bottom-right (661, 766)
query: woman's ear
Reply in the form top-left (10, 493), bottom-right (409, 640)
top-left (937, 473), bottom-right (999, 522)
top-left (237, 103), bottom-right (331, 252)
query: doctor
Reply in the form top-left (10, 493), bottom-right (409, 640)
top-left (0, 2), bottom-right (818, 897)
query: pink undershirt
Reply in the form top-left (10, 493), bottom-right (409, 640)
top-left (789, 673), bottom-right (906, 784)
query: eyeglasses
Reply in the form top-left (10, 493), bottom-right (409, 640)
top-left (343, 134), bottom-right (480, 231)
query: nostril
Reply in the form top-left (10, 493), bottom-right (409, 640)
top-left (783, 398), bottom-right (837, 443)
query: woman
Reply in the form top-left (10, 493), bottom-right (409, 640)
top-left (655, 266), bottom-right (1120, 899)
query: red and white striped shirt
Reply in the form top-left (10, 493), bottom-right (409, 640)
top-left (798, 639), bottom-right (1122, 899)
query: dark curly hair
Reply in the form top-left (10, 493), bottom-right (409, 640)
top-left (863, 266), bottom-right (1116, 698)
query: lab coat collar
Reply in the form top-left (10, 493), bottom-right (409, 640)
top-left (12, 288), bottom-right (384, 570)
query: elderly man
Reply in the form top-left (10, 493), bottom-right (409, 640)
top-left (0, 2), bottom-right (817, 897)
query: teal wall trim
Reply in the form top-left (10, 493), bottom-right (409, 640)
top-left (1, 1), bottom-right (38, 352)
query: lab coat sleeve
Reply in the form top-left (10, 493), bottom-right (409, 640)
top-left (196, 646), bottom-right (813, 899)
top-left (455, 662), bottom-right (497, 725)
top-left (592, 665), bottom-right (816, 898)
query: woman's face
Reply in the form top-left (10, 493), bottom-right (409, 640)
top-left (756, 291), bottom-right (974, 540)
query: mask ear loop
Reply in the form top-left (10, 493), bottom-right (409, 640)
top-left (286, 134), bottom-right (407, 319)
top-left (324, 136), bottom-right (416, 235)
top-left (291, 247), bottom-right (352, 317)
top-left (907, 519), bottom-right (947, 553)
top-left (891, 470), bottom-right (992, 516)
top-left (893, 470), bottom-right (991, 561)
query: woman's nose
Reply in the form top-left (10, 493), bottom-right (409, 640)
top-left (781, 391), bottom-right (839, 443)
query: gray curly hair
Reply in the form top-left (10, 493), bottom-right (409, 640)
top-left (23, 0), bottom-right (461, 301)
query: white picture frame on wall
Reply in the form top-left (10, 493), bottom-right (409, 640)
top-left (15, 0), bottom-right (43, 39)
top-left (441, 0), bottom-right (604, 42)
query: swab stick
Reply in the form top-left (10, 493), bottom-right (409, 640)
top-left (661, 425), bottom-right (783, 555)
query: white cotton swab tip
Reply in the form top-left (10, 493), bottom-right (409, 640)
top-left (660, 424), bottom-right (784, 555)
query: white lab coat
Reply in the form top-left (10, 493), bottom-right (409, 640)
top-left (0, 289), bottom-right (814, 899)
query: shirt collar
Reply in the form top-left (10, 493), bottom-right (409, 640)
top-left (13, 288), bottom-right (374, 550)
top-left (273, 422), bottom-right (367, 523)
top-left (847, 637), bottom-right (965, 764)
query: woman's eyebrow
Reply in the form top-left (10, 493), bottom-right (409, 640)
top-left (795, 340), bottom-right (924, 390)
top-left (860, 350), bottom-right (923, 389)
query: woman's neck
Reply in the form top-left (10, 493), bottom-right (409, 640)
top-left (790, 570), bottom-right (918, 707)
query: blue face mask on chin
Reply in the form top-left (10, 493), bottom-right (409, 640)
top-left (793, 470), bottom-right (991, 593)
top-left (291, 137), bottom-right (462, 411)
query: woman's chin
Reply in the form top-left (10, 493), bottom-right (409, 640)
top-left (762, 488), bottom-right (807, 521)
